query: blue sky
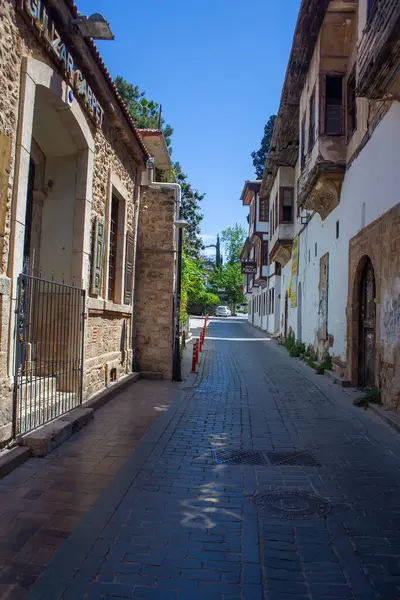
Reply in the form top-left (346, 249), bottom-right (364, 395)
top-left (78, 0), bottom-right (300, 252)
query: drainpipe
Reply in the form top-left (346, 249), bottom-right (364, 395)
top-left (144, 158), bottom-right (183, 381)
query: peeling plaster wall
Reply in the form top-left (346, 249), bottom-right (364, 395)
top-left (290, 103), bottom-right (400, 362)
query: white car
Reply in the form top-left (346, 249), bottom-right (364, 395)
top-left (215, 306), bottom-right (231, 317)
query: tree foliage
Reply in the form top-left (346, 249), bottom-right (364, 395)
top-left (114, 76), bottom-right (173, 152)
top-left (114, 76), bottom-right (207, 320)
top-left (208, 262), bottom-right (245, 306)
top-left (174, 162), bottom-right (204, 260)
top-left (221, 224), bottom-right (247, 264)
top-left (215, 234), bottom-right (222, 269)
top-left (251, 114), bottom-right (277, 179)
top-left (181, 252), bottom-right (219, 322)
top-left (208, 223), bottom-right (246, 306)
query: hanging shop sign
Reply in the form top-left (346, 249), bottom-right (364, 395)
top-left (242, 262), bottom-right (257, 275)
top-left (22, 0), bottom-right (104, 127)
top-left (290, 235), bottom-right (299, 308)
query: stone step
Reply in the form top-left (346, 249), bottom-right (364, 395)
top-left (325, 370), bottom-right (351, 387)
top-left (16, 377), bottom-right (78, 435)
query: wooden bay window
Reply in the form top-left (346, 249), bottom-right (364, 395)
top-left (347, 70), bottom-right (357, 140)
top-left (259, 196), bottom-right (269, 222)
top-left (320, 74), bottom-right (344, 136)
top-left (309, 90), bottom-right (316, 150)
top-left (280, 187), bottom-right (294, 224)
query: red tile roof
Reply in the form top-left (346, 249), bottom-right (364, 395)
top-left (64, 0), bottom-right (150, 161)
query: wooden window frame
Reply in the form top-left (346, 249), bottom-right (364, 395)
top-left (346, 69), bottom-right (357, 142)
top-left (107, 194), bottom-right (119, 302)
top-left (259, 196), bottom-right (269, 222)
top-left (301, 114), bottom-right (307, 170)
top-left (308, 89), bottom-right (316, 151)
top-left (279, 187), bottom-right (294, 224)
top-left (262, 241), bottom-right (269, 266)
top-left (103, 177), bottom-right (128, 305)
top-left (367, 0), bottom-right (379, 22)
top-left (319, 73), bottom-right (345, 137)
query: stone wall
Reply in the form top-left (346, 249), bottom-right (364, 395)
top-left (347, 203), bottom-right (400, 410)
top-left (134, 185), bottom-right (176, 379)
top-left (0, 1), bottom-right (151, 444)
top-left (84, 313), bottom-right (131, 399)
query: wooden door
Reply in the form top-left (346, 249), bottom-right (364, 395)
top-left (284, 292), bottom-right (288, 338)
top-left (359, 259), bottom-right (376, 387)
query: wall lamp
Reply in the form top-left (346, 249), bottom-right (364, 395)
top-left (71, 13), bottom-right (115, 40)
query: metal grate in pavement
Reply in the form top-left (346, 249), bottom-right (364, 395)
top-left (266, 451), bottom-right (321, 467)
top-left (253, 489), bottom-right (332, 520)
top-left (213, 449), bottom-right (267, 466)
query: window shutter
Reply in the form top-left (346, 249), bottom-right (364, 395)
top-left (90, 217), bottom-right (105, 296)
top-left (319, 74), bottom-right (326, 136)
top-left (124, 230), bottom-right (134, 305)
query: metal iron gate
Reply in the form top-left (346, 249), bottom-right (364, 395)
top-left (13, 274), bottom-right (85, 437)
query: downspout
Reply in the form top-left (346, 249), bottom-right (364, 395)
top-left (131, 166), bottom-right (142, 373)
top-left (142, 157), bottom-right (182, 380)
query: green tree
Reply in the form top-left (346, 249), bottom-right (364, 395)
top-left (114, 76), bottom-right (173, 152)
top-left (181, 252), bottom-right (219, 322)
top-left (174, 162), bottom-right (204, 260)
top-left (251, 114), bottom-right (277, 179)
top-left (208, 262), bottom-right (244, 306)
top-left (114, 76), bottom-right (206, 317)
top-left (215, 234), bottom-right (222, 269)
top-left (221, 224), bottom-right (247, 264)
top-left (223, 263), bottom-right (245, 305)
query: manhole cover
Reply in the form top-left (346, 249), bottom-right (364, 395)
top-left (213, 449), bottom-right (267, 466)
top-left (253, 489), bottom-right (332, 520)
top-left (267, 451), bottom-right (321, 467)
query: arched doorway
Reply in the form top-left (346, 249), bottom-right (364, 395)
top-left (358, 258), bottom-right (376, 387)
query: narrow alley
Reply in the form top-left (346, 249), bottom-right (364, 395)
top-left (10, 317), bottom-right (400, 600)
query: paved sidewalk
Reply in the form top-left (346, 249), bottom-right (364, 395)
top-left (27, 318), bottom-right (400, 599)
top-left (0, 379), bottom-right (175, 600)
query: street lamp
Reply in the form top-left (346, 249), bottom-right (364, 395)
top-left (71, 13), bottom-right (115, 40)
top-left (172, 216), bottom-right (189, 382)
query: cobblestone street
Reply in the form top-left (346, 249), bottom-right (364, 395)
top-left (22, 317), bottom-right (400, 599)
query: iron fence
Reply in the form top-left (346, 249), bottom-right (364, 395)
top-left (13, 274), bottom-right (85, 436)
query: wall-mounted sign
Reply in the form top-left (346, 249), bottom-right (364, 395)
top-left (23, 0), bottom-right (104, 127)
top-left (242, 262), bottom-right (257, 275)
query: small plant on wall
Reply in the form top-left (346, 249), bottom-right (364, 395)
top-left (353, 386), bottom-right (382, 409)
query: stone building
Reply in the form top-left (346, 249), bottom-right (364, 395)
top-left (0, 0), bottom-right (177, 444)
top-left (242, 0), bottom-right (400, 409)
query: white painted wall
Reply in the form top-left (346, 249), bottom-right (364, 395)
top-left (294, 102), bottom-right (400, 359)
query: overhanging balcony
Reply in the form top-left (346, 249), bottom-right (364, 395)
top-left (269, 224), bottom-right (294, 268)
top-left (357, 0), bottom-right (400, 100)
top-left (297, 136), bottom-right (346, 220)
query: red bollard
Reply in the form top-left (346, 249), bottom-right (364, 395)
top-left (199, 331), bottom-right (204, 353)
top-left (195, 339), bottom-right (199, 364)
top-left (191, 341), bottom-right (197, 373)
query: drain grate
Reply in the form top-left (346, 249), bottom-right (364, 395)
top-left (253, 489), bottom-right (332, 520)
top-left (213, 449), bottom-right (267, 466)
top-left (266, 451), bottom-right (321, 467)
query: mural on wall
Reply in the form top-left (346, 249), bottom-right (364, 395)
top-left (381, 281), bottom-right (400, 352)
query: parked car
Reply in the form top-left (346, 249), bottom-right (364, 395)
top-left (215, 306), bottom-right (231, 317)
